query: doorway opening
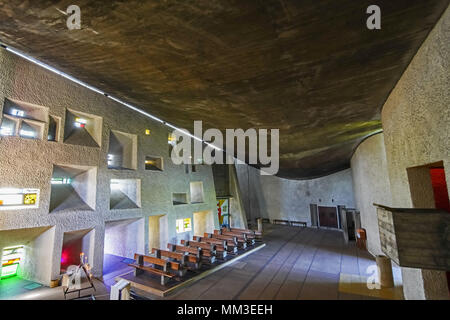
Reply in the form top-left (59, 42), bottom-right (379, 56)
top-left (103, 218), bottom-right (144, 277)
top-left (407, 161), bottom-right (450, 293)
top-left (148, 215), bottom-right (168, 251)
top-left (318, 206), bottom-right (338, 228)
top-left (0, 226), bottom-right (55, 293)
top-left (60, 228), bottom-right (95, 274)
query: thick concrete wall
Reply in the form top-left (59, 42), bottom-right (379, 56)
top-left (381, 6), bottom-right (449, 300)
top-left (228, 164), bottom-right (248, 229)
top-left (350, 6), bottom-right (449, 300)
top-left (0, 48), bottom-right (218, 285)
top-left (235, 164), bottom-right (355, 225)
top-left (382, 6), bottom-right (450, 300)
top-left (350, 133), bottom-right (392, 256)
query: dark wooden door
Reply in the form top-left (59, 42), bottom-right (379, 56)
top-left (318, 206), bottom-right (338, 228)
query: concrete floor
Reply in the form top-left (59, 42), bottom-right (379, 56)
top-left (0, 277), bottom-right (43, 299)
top-left (102, 253), bottom-right (134, 290)
top-left (163, 224), bottom-right (403, 300)
top-left (0, 277), bottom-right (109, 300)
top-left (0, 224), bottom-right (403, 300)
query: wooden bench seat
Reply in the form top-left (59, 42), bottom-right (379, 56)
top-left (228, 227), bottom-right (262, 239)
top-left (128, 263), bottom-right (174, 279)
top-left (290, 220), bottom-right (307, 227)
top-left (193, 236), bottom-right (228, 258)
top-left (180, 239), bottom-right (216, 254)
top-left (205, 233), bottom-right (241, 252)
top-left (167, 244), bottom-right (203, 269)
top-left (218, 229), bottom-right (256, 245)
top-left (221, 228), bottom-right (252, 238)
top-left (129, 253), bottom-right (178, 285)
top-left (208, 232), bottom-right (247, 249)
top-left (273, 219), bottom-right (290, 225)
top-left (206, 232), bottom-right (237, 245)
top-left (180, 240), bottom-right (217, 263)
top-left (151, 248), bottom-right (187, 276)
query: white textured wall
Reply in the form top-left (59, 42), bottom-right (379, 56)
top-left (381, 6), bottom-right (449, 300)
top-left (104, 219), bottom-right (145, 258)
top-left (193, 210), bottom-right (214, 236)
top-left (352, 6), bottom-right (450, 300)
top-left (0, 48), bottom-right (218, 285)
top-left (236, 164), bottom-right (355, 225)
top-left (350, 133), bottom-right (392, 256)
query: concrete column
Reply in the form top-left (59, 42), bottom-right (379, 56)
top-left (376, 255), bottom-right (394, 288)
top-left (257, 218), bottom-right (263, 233)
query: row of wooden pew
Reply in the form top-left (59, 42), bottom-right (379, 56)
top-left (128, 227), bottom-right (262, 285)
top-left (248, 218), bottom-right (307, 227)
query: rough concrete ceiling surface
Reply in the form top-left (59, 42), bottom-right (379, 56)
top-left (0, 0), bottom-right (448, 178)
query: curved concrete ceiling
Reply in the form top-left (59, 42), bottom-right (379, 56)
top-left (0, 0), bottom-right (448, 179)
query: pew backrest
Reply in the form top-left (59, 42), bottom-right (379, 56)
top-left (168, 243), bottom-right (202, 257)
top-left (193, 236), bottom-right (227, 249)
top-left (151, 248), bottom-right (186, 265)
top-left (134, 253), bottom-right (181, 271)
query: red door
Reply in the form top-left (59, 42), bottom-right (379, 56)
top-left (318, 206), bottom-right (338, 228)
top-left (429, 168), bottom-right (450, 292)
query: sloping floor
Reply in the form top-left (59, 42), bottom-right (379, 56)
top-left (160, 224), bottom-right (403, 300)
top-left (102, 254), bottom-right (134, 290)
top-left (0, 277), bottom-right (42, 300)
top-left (0, 277), bottom-right (109, 300)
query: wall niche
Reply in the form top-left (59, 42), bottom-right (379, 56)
top-left (0, 98), bottom-right (48, 140)
top-left (49, 164), bottom-right (97, 213)
top-left (172, 193), bottom-right (188, 205)
top-left (190, 181), bottom-right (205, 204)
top-left (110, 179), bottom-right (141, 210)
top-left (64, 109), bottom-right (102, 148)
top-left (107, 130), bottom-right (137, 170)
top-left (145, 156), bottom-right (163, 171)
top-left (47, 115), bottom-right (61, 142)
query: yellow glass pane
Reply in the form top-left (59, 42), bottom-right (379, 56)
top-left (23, 193), bottom-right (37, 205)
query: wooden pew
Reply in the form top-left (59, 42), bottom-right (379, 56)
top-left (180, 240), bottom-right (217, 263)
top-left (151, 248), bottom-right (187, 276)
top-left (273, 219), bottom-right (290, 225)
top-left (193, 236), bottom-right (228, 258)
top-left (167, 244), bottom-right (203, 269)
top-left (290, 220), bottom-right (307, 227)
top-left (227, 227), bottom-right (262, 240)
top-left (128, 253), bottom-right (176, 285)
top-left (205, 233), bottom-right (241, 252)
top-left (211, 231), bottom-right (248, 249)
top-left (217, 229), bottom-right (256, 245)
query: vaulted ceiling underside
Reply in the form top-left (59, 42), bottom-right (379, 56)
top-left (0, 0), bottom-right (448, 178)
